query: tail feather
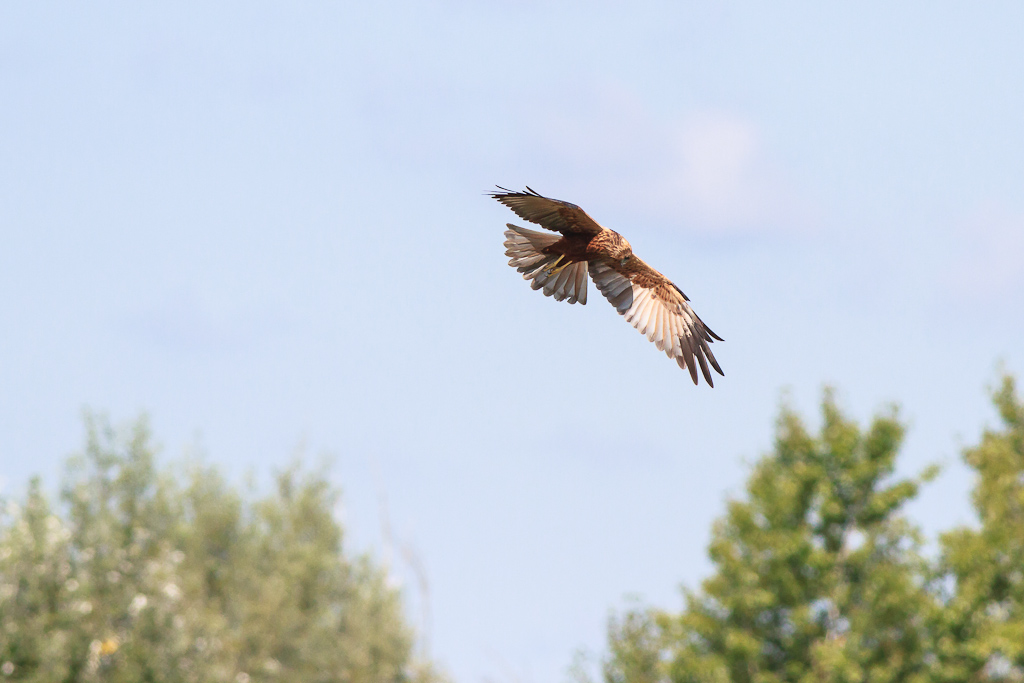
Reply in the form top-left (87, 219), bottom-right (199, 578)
top-left (504, 224), bottom-right (588, 305)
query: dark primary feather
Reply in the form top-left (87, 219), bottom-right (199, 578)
top-left (489, 187), bottom-right (603, 237)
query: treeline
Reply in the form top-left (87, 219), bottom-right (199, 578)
top-left (0, 415), bottom-right (446, 683)
top-left (3, 378), bottom-right (1022, 682)
top-left (598, 375), bottom-right (1024, 683)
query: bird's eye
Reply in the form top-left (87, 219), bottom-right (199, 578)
top-left (620, 255), bottom-right (631, 266)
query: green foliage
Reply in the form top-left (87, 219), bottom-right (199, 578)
top-left (605, 389), bottom-right (941, 683)
top-left (936, 375), bottom-right (1024, 681)
top-left (6, 378), bottom-right (1024, 683)
top-left (604, 604), bottom-right (666, 683)
top-left (0, 414), bottom-right (444, 683)
top-left (601, 375), bottom-right (1024, 682)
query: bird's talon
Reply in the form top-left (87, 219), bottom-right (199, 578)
top-left (546, 261), bottom-right (571, 277)
top-left (545, 254), bottom-right (566, 276)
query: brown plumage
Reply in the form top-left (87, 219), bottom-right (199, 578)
top-left (493, 186), bottom-right (724, 386)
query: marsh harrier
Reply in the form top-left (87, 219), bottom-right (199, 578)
top-left (493, 187), bottom-right (724, 386)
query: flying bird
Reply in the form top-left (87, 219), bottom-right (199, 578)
top-left (493, 186), bottom-right (724, 386)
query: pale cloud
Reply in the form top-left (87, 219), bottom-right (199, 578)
top-left (945, 205), bottom-right (1024, 300)
top-left (655, 112), bottom-right (809, 232)
top-left (521, 84), bottom-right (815, 234)
top-left (671, 114), bottom-right (761, 217)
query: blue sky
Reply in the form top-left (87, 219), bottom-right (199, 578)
top-left (2, 2), bottom-right (1023, 681)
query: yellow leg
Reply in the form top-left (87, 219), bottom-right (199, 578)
top-left (547, 261), bottom-right (571, 277)
top-left (545, 255), bottom-right (570, 277)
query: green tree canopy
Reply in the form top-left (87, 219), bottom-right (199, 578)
top-left (0, 414), bottom-right (444, 683)
top-left (604, 390), bottom-right (939, 683)
top-left (936, 375), bottom-right (1024, 681)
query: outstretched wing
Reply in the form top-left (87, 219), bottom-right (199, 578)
top-left (490, 186), bottom-right (603, 237)
top-left (589, 256), bottom-right (724, 386)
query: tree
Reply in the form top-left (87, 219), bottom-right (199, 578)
top-left (0, 413), bottom-right (444, 683)
top-left (604, 390), bottom-right (939, 683)
top-left (936, 375), bottom-right (1024, 681)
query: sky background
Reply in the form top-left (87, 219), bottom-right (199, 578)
top-left (2, 2), bottom-right (1023, 681)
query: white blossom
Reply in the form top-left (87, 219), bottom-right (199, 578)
top-left (129, 594), bottom-right (148, 615)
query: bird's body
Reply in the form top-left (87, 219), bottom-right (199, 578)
top-left (549, 229), bottom-right (629, 261)
top-left (492, 186), bottom-right (724, 386)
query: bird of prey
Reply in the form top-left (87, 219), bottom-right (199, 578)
top-left (493, 186), bottom-right (724, 386)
